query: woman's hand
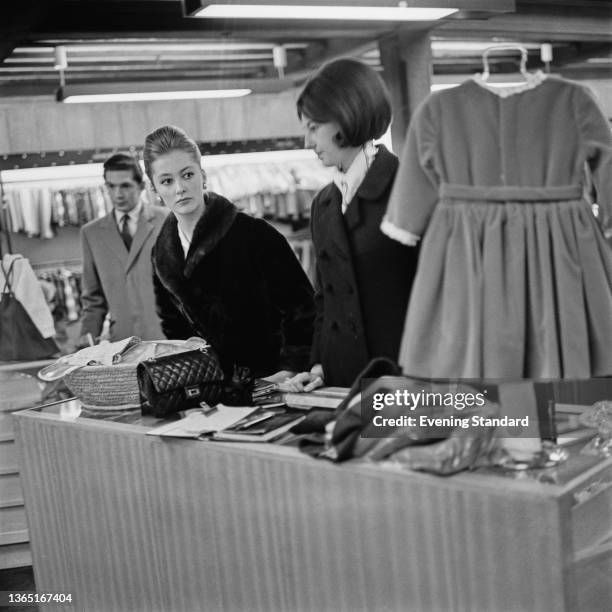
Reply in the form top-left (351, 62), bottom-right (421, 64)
top-left (282, 364), bottom-right (325, 393)
top-left (261, 370), bottom-right (296, 384)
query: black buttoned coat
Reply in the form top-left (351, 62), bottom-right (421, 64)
top-left (310, 145), bottom-right (419, 386)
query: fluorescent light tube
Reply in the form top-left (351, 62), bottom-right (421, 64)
top-left (195, 5), bottom-right (457, 20)
top-left (22, 42), bottom-right (307, 53)
top-left (432, 41), bottom-right (540, 53)
top-left (61, 89), bottom-right (251, 103)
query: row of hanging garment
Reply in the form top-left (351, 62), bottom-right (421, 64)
top-left (230, 188), bottom-right (320, 221)
top-left (36, 267), bottom-right (82, 323)
top-left (1, 185), bottom-right (113, 238)
top-left (206, 159), bottom-right (328, 200)
top-left (287, 227), bottom-right (315, 284)
top-left (2, 158), bottom-right (331, 240)
top-left (206, 160), bottom-right (330, 220)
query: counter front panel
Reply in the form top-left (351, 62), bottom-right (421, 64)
top-left (13, 400), bottom-right (612, 612)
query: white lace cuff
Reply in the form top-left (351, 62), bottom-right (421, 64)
top-left (381, 217), bottom-right (421, 246)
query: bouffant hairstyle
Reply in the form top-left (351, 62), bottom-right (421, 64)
top-left (296, 58), bottom-right (392, 148)
top-left (142, 125), bottom-right (203, 185)
top-left (103, 153), bottom-right (144, 185)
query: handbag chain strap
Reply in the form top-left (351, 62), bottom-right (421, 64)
top-left (0, 257), bottom-right (21, 297)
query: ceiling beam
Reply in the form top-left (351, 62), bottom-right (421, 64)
top-left (27, 1), bottom-right (426, 38)
top-left (550, 42), bottom-right (612, 67)
top-left (285, 38), bottom-right (381, 84)
top-left (0, 1), bottom-right (57, 62)
top-left (517, 0), bottom-right (612, 10)
top-left (437, 10), bottom-right (612, 41)
top-left (557, 65), bottom-right (612, 80)
top-left (26, 28), bottom-right (385, 42)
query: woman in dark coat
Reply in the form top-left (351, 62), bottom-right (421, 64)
top-left (288, 59), bottom-right (419, 389)
top-left (144, 125), bottom-right (315, 379)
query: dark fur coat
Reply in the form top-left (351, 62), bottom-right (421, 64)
top-left (152, 192), bottom-right (315, 377)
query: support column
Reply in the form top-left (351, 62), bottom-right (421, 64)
top-left (379, 31), bottom-right (432, 152)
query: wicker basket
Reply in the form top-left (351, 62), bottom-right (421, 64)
top-left (64, 362), bottom-right (140, 408)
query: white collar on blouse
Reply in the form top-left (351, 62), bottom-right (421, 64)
top-left (177, 222), bottom-right (192, 259)
top-left (332, 140), bottom-right (377, 214)
top-left (471, 70), bottom-right (547, 98)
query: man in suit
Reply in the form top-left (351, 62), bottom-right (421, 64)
top-left (77, 153), bottom-right (168, 347)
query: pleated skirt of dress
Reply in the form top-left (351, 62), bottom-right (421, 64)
top-left (399, 197), bottom-right (612, 379)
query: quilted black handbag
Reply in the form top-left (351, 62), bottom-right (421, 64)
top-left (137, 347), bottom-right (225, 418)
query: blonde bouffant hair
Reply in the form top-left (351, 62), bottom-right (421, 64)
top-left (142, 125), bottom-right (204, 185)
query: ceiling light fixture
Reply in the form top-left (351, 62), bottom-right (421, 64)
top-left (55, 78), bottom-right (293, 103)
top-left (6, 53), bottom-right (274, 64)
top-left (58, 88), bottom-right (252, 103)
top-left (53, 46), bottom-right (68, 90)
top-left (53, 46), bottom-right (68, 70)
top-left (189, 4), bottom-right (458, 21)
top-left (26, 42), bottom-right (310, 52)
top-left (272, 45), bottom-right (287, 78)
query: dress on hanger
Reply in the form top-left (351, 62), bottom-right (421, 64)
top-left (382, 73), bottom-right (612, 379)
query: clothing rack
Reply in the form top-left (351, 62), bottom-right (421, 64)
top-left (32, 258), bottom-right (82, 273)
top-left (2, 158), bottom-right (330, 240)
top-left (0, 137), bottom-right (306, 171)
top-left (288, 236), bottom-right (315, 284)
top-left (35, 266), bottom-right (82, 323)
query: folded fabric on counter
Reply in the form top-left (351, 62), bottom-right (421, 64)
top-left (296, 357), bottom-right (501, 475)
top-left (37, 336), bottom-right (141, 380)
top-left (38, 336), bottom-right (209, 381)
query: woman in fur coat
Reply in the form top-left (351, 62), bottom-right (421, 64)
top-left (144, 125), bottom-right (315, 379)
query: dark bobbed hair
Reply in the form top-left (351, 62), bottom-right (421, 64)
top-left (103, 153), bottom-right (144, 184)
top-left (142, 125), bottom-right (203, 185)
top-left (296, 58), bottom-right (392, 148)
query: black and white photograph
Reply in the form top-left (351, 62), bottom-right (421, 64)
top-left (0, 1), bottom-right (611, 610)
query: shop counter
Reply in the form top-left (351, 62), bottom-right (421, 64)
top-left (0, 359), bottom-right (54, 569)
top-left (13, 400), bottom-right (612, 612)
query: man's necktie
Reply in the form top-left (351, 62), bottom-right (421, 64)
top-left (120, 214), bottom-right (132, 250)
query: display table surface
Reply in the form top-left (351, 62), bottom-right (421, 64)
top-left (14, 399), bottom-right (612, 612)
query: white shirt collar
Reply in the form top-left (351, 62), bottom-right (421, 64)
top-left (114, 199), bottom-right (143, 226)
top-left (177, 223), bottom-right (191, 259)
top-left (332, 141), bottom-right (377, 214)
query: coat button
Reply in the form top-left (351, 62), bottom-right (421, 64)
top-left (325, 283), bottom-right (334, 294)
top-left (318, 249), bottom-right (329, 260)
top-left (330, 321), bottom-right (339, 331)
top-left (348, 320), bottom-right (357, 333)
